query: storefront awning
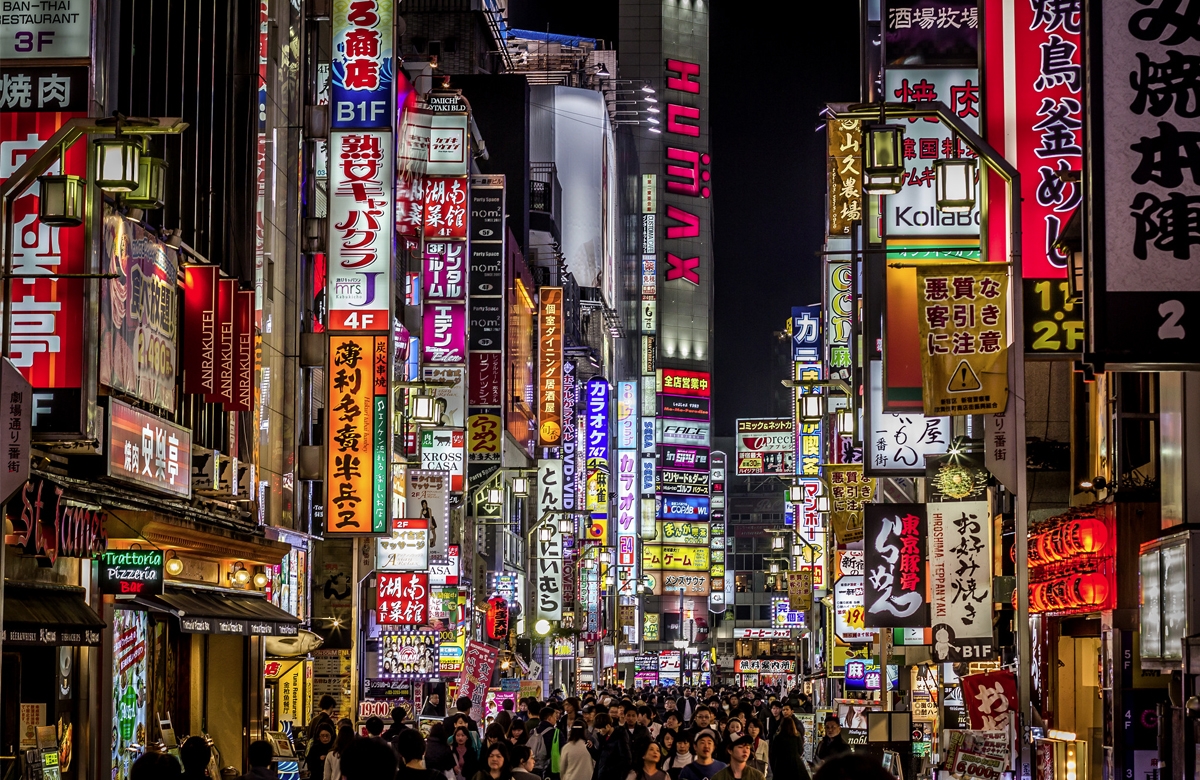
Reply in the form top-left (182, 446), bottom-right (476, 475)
top-left (3, 581), bottom-right (106, 646)
top-left (134, 585), bottom-right (300, 636)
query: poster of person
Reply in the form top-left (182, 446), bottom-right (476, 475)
top-left (408, 470), bottom-right (450, 560)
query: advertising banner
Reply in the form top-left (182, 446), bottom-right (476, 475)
top-left (661, 421), bottom-right (710, 447)
top-left (422, 366), bottom-right (465, 427)
top-left (585, 378), bottom-right (610, 538)
top-left (788, 570), bottom-right (813, 611)
top-left (658, 444), bottom-right (709, 472)
top-left (459, 641), bottom-right (499, 723)
top-left (657, 469), bottom-right (710, 496)
top-left (884, 1), bottom-right (979, 64)
top-left (660, 395), bottom-right (709, 420)
top-left (660, 369), bottom-right (710, 397)
top-left (538, 288), bottom-right (564, 446)
top-left (423, 177), bottom-right (469, 239)
top-left (107, 398), bottom-right (191, 499)
top-left (420, 429), bottom-right (464, 492)
top-left (617, 380), bottom-right (637, 449)
top-left (423, 242), bottom-right (466, 301)
top-left (834, 575), bottom-right (875, 644)
top-left (827, 464), bottom-right (874, 544)
top-left (182, 265), bottom-right (219, 398)
top-left (915, 264), bottom-right (1009, 416)
top-left (793, 480), bottom-right (828, 590)
top-left (928, 500), bottom-right (994, 660)
top-left (735, 418), bottom-right (795, 475)
top-left (535, 459), bottom-right (564, 622)
top-left (328, 130), bottom-right (394, 330)
top-left (326, 334), bottom-right (389, 534)
top-left (376, 518), bottom-right (429, 571)
top-left (660, 495), bottom-right (710, 521)
top-left (377, 573), bottom-right (429, 625)
top-left (646, 571), bottom-right (710, 596)
top-left (826, 259), bottom-right (853, 377)
top-left (399, 109), bottom-right (469, 177)
top-left (406, 470), bottom-right (449, 560)
top-left (881, 68), bottom-right (982, 237)
top-left (100, 209), bottom-right (179, 410)
top-left (863, 504), bottom-right (928, 627)
top-left (616, 449), bottom-right (638, 547)
top-left (643, 545), bottom-right (710, 572)
top-left (423, 302), bottom-right (467, 364)
top-left (112, 609), bottom-right (149, 780)
top-left (962, 669), bottom-right (1018, 732)
top-left (655, 521), bottom-right (710, 547)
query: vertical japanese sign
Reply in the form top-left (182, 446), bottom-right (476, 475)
top-left (795, 479), bottom-right (827, 590)
top-left (585, 378), bottom-right (610, 542)
top-left (326, 334), bottom-right (389, 534)
top-left (928, 500), bottom-right (994, 660)
top-left (826, 464), bottom-right (874, 544)
top-left (538, 288), bottom-right (564, 447)
top-left (0, 79), bottom-right (87, 434)
top-left (422, 302), bottom-right (467, 363)
top-left (709, 450), bottom-right (728, 608)
top-left (406, 469), bottom-right (449, 560)
top-left (616, 449), bottom-right (638, 593)
top-left (377, 572), bottom-right (428, 625)
top-left (423, 242), bottom-right (466, 301)
top-left (331, 0), bottom-right (392, 129)
top-left (562, 360), bottom-right (578, 511)
top-left (536, 459), bottom-right (564, 621)
top-left (863, 504), bottom-right (928, 628)
top-left (1089, 0), bottom-right (1200, 363)
top-left (882, 68), bottom-right (981, 237)
top-left (962, 670), bottom-right (1019, 732)
top-left (827, 119), bottom-right (862, 236)
top-left (468, 175), bottom-right (505, 462)
top-left (915, 264), bottom-right (1009, 416)
top-left (826, 261), bottom-right (853, 379)
top-left (328, 130), bottom-right (394, 330)
top-left (791, 305), bottom-right (823, 363)
top-left (423, 177), bottom-right (469, 239)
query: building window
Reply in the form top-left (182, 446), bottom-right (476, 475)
top-left (735, 573), bottom-right (753, 593)
top-left (758, 605), bottom-right (771, 621)
top-left (735, 605), bottom-right (752, 621)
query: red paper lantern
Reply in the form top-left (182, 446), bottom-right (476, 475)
top-left (1071, 571), bottom-right (1110, 608)
top-left (486, 596), bottom-right (509, 640)
top-left (1063, 518), bottom-right (1109, 556)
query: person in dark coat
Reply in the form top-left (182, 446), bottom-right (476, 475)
top-left (426, 722), bottom-right (455, 772)
top-left (594, 713), bottom-right (632, 780)
top-left (814, 716), bottom-right (850, 763)
top-left (767, 717), bottom-right (810, 780)
top-left (305, 722), bottom-right (337, 780)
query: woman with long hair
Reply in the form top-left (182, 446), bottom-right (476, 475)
top-left (507, 719), bottom-right (527, 746)
top-left (768, 718), bottom-right (811, 780)
top-left (451, 726), bottom-right (482, 780)
top-left (657, 729), bottom-right (676, 768)
top-left (470, 742), bottom-right (513, 780)
top-left (560, 722), bottom-right (594, 780)
top-left (324, 724), bottom-right (355, 780)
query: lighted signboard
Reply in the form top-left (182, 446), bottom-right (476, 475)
top-left (423, 242), bottom-right (466, 301)
top-left (377, 573), bottom-right (429, 625)
top-left (327, 130), bottom-right (394, 330)
top-left (330, 0), bottom-right (393, 129)
top-left (655, 521), bottom-right (710, 547)
top-left (660, 495), bottom-right (709, 521)
top-left (406, 470), bottom-right (449, 560)
top-left (617, 380), bottom-right (638, 449)
top-left (422, 302), bottom-right (467, 364)
top-left (660, 369), bottom-right (710, 397)
top-left (326, 334), bottom-right (389, 534)
top-left (420, 429), bottom-right (464, 492)
top-left (735, 418), bottom-right (795, 475)
top-left (772, 596), bottom-right (806, 628)
top-left (107, 398), bottom-right (191, 499)
top-left (585, 378), bottom-right (611, 539)
top-left (376, 519), bottom-right (430, 572)
top-left (99, 550), bottom-right (164, 597)
top-left (643, 545), bottom-right (710, 572)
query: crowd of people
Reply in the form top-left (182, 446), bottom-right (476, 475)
top-left (128, 687), bottom-right (868, 780)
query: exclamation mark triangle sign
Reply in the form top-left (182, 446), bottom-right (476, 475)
top-left (947, 360), bottom-right (982, 392)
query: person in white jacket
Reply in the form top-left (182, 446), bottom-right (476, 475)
top-left (559, 723), bottom-right (595, 780)
top-left (325, 724), bottom-right (354, 780)
top-left (744, 721), bottom-right (769, 777)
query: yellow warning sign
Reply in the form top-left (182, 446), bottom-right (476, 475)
top-left (915, 264), bottom-right (1009, 417)
top-left (947, 360), bottom-right (982, 392)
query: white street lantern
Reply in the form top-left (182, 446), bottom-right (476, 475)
top-left (558, 517), bottom-right (574, 534)
top-left (36, 174), bottom-right (86, 227)
top-left (788, 484), bottom-right (804, 503)
top-left (410, 394), bottom-right (440, 424)
top-left (863, 124), bottom-right (906, 195)
top-left (93, 136), bottom-right (142, 192)
top-left (800, 393), bottom-right (823, 420)
top-left (512, 476), bottom-right (529, 497)
top-left (487, 487), bottom-right (503, 506)
top-left (934, 158), bottom-right (977, 213)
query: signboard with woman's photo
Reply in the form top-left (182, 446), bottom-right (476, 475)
top-left (407, 470), bottom-right (450, 560)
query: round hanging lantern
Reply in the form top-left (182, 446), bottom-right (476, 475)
top-left (1063, 517), bottom-right (1109, 556)
top-left (486, 596), bottom-right (509, 641)
top-left (1071, 571), bottom-right (1110, 608)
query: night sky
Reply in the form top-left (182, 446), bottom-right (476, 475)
top-left (508, 2), bottom-right (861, 436)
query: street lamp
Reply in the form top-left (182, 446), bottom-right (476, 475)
top-left (788, 484), bottom-right (805, 503)
top-left (538, 526), bottom-right (553, 543)
top-left (93, 135), bottom-right (142, 192)
top-left (487, 487), bottom-right (504, 506)
top-left (37, 172), bottom-right (86, 227)
top-left (512, 476), bottom-right (530, 498)
top-left (534, 619), bottom-right (552, 637)
top-left (410, 394), bottom-right (443, 425)
top-left (126, 144), bottom-right (169, 209)
top-left (863, 124), bottom-right (906, 194)
top-left (800, 393), bottom-right (823, 420)
top-left (934, 157), bottom-right (977, 213)
top-left (558, 517), bottom-right (574, 534)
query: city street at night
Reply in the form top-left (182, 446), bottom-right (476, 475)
top-left (0, 1), bottom-right (1195, 779)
